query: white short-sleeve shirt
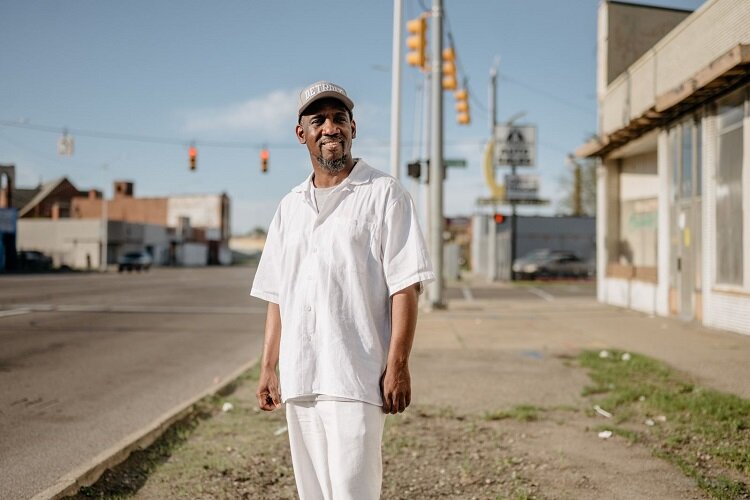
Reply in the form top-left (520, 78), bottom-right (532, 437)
top-left (250, 159), bottom-right (435, 406)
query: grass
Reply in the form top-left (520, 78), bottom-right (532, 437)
top-left (483, 405), bottom-right (543, 422)
top-left (578, 349), bottom-right (750, 499)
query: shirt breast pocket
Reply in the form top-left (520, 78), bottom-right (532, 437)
top-left (330, 217), bottom-right (376, 272)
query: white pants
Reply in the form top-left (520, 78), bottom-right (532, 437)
top-left (285, 400), bottom-right (386, 500)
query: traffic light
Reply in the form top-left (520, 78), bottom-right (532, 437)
top-left (455, 88), bottom-right (471, 125)
top-left (407, 161), bottom-right (421, 179)
top-left (494, 213), bottom-right (506, 224)
top-left (442, 47), bottom-right (457, 91)
top-left (188, 145), bottom-right (197, 171)
top-left (260, 148), bottom-right (269, 173)
top-left (406, 15), bottom-right (427, 69)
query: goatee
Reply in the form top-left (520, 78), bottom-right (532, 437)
top-left (317, 155), bottom-right (348, 174)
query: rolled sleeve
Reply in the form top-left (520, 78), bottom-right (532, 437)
top-left (250, 207), bottom-right (282, 304)
top-left (381, 191), bottom-right (435, 296)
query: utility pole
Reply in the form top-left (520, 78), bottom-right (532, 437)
top-left (487, 60), bottom-right (499, 281)
top-left (428, 0), bottom-right (445, 308)
top-left (390, 0), bottom-right (403, 179)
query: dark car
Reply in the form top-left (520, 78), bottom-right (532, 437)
top-left (512, 249), bottom-right (589, 280)
top-left (17, 250), bottom-right (53, 271)
top-left (117, 251), bottom-right (153, 272)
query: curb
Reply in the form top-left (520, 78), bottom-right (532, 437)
top-left (31, 358), bottom-right (258, 500)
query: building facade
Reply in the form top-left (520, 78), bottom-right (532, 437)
top-left (578, 0), bottom-right (750, 335)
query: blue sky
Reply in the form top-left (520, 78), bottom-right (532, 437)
top-left (0, 0), bottom-right (704, 234)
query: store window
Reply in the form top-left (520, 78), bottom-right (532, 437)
top-left (681, 122), bottom-right (693, 199)
top-left (715, 89), bottom-right (745, 286)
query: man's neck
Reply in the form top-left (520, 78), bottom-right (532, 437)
top-left (311, 160), bottom-right (356, 188)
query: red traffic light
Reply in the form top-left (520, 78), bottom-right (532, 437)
top-left (260, 148), bottom-right (269, 173)
top-left (188, 146), bottom-right (197, 171)
top-left (494, 213), bottom-right (506, 224)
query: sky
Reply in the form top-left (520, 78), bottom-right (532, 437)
top-left (0, 0), bottom-right (705, 234)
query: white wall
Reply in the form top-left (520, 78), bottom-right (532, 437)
top-left (18, 219), bottom-right (104, 269)
top-left (167, 196), bottom-right (221, 232)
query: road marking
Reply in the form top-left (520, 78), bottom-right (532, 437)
top-left (0, 304), bottom-right (266, 315)
top-left (462, 286), bottom-right (475, 301)
top-left (528, 287), bottom-right (555, 302)
top-left (0, 308), bottom-right (31, 318)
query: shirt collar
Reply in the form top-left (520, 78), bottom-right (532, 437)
top-left (291, 159), bottom-right (372, 194)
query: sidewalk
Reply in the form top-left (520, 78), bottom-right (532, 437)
top-left (90, 280), bottom-right (749, 499)
top-left (407, 280), bottom-right (750, 499)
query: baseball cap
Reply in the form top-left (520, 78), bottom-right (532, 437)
top-left (297, 81), bottom-right (354, 117)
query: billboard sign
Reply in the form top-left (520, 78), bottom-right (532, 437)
top-left (494, 125), bottom-right (536, 167)
top-left (505, 174), bottom-right (539, 201)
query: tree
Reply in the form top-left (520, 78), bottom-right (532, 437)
top-left (557, 156), bottom-right (597, 217)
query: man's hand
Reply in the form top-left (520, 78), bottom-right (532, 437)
top-left (381, 363), bottom-right (411, 414)
top-left (256, 369), bottom-right (281, 411)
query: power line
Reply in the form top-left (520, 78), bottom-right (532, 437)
top-left (0, 118), bottom-right (494, 152)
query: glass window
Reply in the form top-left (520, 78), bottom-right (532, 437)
top-left (670, 128), bottom-right (680, 202)
top-left (715, 90), bottom-right (745, 286)
top-left (696, 121), bottom-right (702, 196)
top-left (681, 122), bottom-right (693, 199)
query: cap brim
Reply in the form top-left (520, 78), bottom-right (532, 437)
top-left (298, 91), bottom-right (354, 117)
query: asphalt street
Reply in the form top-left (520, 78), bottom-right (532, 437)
top-left (0, 267), bottom-right (266, 500)
top-left (0, 268), bottom-right (595, 499)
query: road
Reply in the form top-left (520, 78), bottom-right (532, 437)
top-left (0, 267), bottom-right (266, 500)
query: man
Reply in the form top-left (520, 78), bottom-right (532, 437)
top-left (250, 80), bottom-right (434, 500)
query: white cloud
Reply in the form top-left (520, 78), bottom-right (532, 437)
top-left (182, 89), bottom-right (299, 138)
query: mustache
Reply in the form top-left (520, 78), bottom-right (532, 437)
top-left (319, 135), bottom-right (345, 145)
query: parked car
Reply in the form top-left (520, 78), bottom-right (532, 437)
top-left (17, 250), bottom-right (53, 271)
top-left (512, 249), bottom-right (590, 280)
top-left (117, 251), bottom-right (152, 272)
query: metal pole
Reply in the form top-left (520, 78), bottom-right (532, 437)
top-left (487, 62), bottom-right (498, 281)
top-left (510, 165), bottom-right (517, 281)
top-left (423, 71), bottom-right (431, 248)
top-left (428, 0), bottom-right (444, 308)
top-left (389, 0), bottom-right (403, 179)
top-left (100, 196), bottom-right (107, 271)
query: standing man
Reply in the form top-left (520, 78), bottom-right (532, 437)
top-left (250, 81), bottom-right (434, 500)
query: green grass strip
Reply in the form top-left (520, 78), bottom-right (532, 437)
top-left (578, 350), bottom-right (750, 499)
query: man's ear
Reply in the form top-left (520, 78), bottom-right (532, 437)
top-left (295, 123), bottom-right (305, 144)
top-left (351, 119), bottom-right (356, 140)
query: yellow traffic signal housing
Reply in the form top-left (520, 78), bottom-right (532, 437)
top-left (455, 88), bottom-right (470, 125)
top-left (442, 47), bottom-right (457, 90)
top-left (406, 15), bottom-right (427, 69)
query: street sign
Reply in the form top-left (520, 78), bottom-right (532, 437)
top-left (505, 174), bottom-right (540, 201)
top-left (444, 158), bottom-right (467, 168)
top-left (494, 124), bottom-right (536, 167)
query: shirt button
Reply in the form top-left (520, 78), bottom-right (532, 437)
top-left (306, 305), bottom-right (312, 312)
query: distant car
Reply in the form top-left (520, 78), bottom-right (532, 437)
top-left (17, 250), bottom-right (53, 271)
top-left (117, 251), bottom-right (152, 272)
top-left (512, 249), bottom-right (589, 280)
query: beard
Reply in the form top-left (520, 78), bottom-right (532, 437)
top-left (317, 154), bottom-right (348, 173)
top-left (317, 137), bottom-right (349, 173)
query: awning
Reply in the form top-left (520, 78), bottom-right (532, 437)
top-left (577, 44), bottom-right (750, 158)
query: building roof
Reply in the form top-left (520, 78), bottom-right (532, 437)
top-left (10, 187), bottom-right (40, 210)
top-left (18, 177), bottom-right (69, 217)
top-left (578, 44), bottom-right (750, 158)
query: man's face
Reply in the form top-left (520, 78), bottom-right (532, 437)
top-left (296, 98), bottom-right (356, 174)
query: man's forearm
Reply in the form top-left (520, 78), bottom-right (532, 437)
top-left (261, 302), bottom-right (282, 371)
top-left (388, 284), bottom-right (419, 368)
